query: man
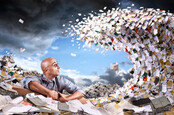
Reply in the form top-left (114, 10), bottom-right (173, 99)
top-left (22, 57), bottom-right (85, 103)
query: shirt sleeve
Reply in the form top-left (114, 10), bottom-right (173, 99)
top-left (21, 76), bottom-right (40, 89)
top-left (60, 76), bottom-right (85, 95)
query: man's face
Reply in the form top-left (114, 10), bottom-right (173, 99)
top-left (46, 59), bottom-right (60, 77)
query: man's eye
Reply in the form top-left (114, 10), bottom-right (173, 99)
top-left (54, 64), bottom-right (58, 67)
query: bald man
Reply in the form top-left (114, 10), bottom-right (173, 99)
top-left (22, 57), bottom-right (85, 103)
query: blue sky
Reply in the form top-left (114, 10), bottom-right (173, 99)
top-left (0, 36), bottom-right (133, 76)
top-left (0, 35), bottom-right (133, 87)
top-left (0, 37), bottom-right (133, 86)
top-left (41, 36), bottom-right (133, 75)
top-left (0, 34), bottom-right (133, 75)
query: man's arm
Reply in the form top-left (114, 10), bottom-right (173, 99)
top-left (29, 81), bottom-right (59, 100)
top-left (58, 91), bottom-right (84, 103)
top-left (67, 91), bottom-right (84, 100)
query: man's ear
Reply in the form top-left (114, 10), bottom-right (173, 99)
top-left (43, 67), bottom-right (47, 73)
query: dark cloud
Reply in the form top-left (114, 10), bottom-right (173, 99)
top-left (0, 0), bottom-right (117, 56)
top-left (99, 69), bottom-right (133, 86)
top-left (65, 68), bottom-right (133, 87)
top-left (0, 0), bottom-right (173, 56)
top-left (81, 78), bottom-right (93, 86)
top-left (0, 31), bottom-right (24, 49)
top-left (119, 61), bottom-right (133, 66)
top-left (124, 72), bottom-right (133, 81)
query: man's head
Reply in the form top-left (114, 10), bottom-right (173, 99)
top-left (41, 57), bottom-right (60, 80)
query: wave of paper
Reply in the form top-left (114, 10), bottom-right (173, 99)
top-left (70, 8), bottom-right (174, 99)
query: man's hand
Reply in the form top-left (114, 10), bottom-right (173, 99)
top-left (57, 92), bottom-right (69, 103)
top-left (48, 90), bottom-right (59, 100)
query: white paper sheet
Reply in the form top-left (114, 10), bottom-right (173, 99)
top-left (8, 105), bottom-right (32, 113)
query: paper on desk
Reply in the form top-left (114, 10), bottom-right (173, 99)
top-left (36, 95), bottom-right (59, 112)
top-left (81, 101), bottom-right (103, 115)
top-left (61, 99), bottom-right (83, 112)
top-left (0, 95), bottom-right (11, 110)
top-left (167, 95), bottom-right (174, 105)
top-left (135, 105), bottom-right (152, 113)
top-left (37, 95), bottom-right (52, 105)
top-left (26, 93), bottom-right (35, 98)
top-left (27, 94), bottom-right (58, 112)
top-left (103, 102), bottom-right (124, 115)
top-left (67, 99), bottom-right (83, 110)
top-left (8, 105), bottom-right (32, 113)
top-left (114, 100), bottom-right (152, 113)
top-left (28, 106), bottom-right (40, 112)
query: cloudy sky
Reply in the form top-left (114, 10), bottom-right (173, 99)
top-left (0, 0), bottom-right (173, 87)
